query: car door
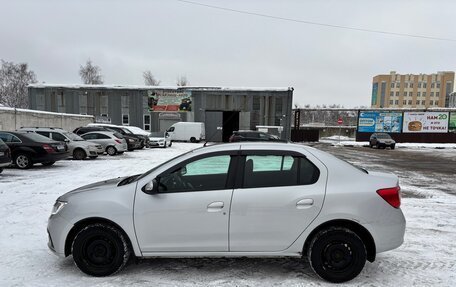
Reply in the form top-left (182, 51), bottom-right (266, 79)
top-left (229, 149), bottom-right (327, 252)
top-left (134, 152), bottom-right (237, 253)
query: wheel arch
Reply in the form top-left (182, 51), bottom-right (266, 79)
top-left (303, 219), bottom-right (376, 262)
top-left (64, 217), bottom-right (135, 257)
top-left (73, 147), bottom-right (87, 157)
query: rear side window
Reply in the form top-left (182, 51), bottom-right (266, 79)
top-left (52, 132), bottom-right (67, 142)
top-left (113, 133), bottom-right (124, 139)
top-left (97, 133), bottom-right (111, 139)
top-left (81, 133), bottom-right (97, 140)
top-left (0, 133), bottom-right (21, 143)
top-left (243, 155), bottom-right (319, 188)
top-left (36, 131), bottom-right (51, 138)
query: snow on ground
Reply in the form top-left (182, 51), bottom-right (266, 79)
top-left (321, 136), bottom-right (456, 149)
top-left (1, 143), bottom-right (456, 286)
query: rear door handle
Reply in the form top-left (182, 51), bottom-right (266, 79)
top-left (207, 201), bottom-right (224, 212)
top-left (296, 198), bottom-right (314, 209)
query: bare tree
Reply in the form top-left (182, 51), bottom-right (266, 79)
top-left (0, 60), bottom-right (37, 108)
top-left (143, 70), bottom-right (161, 86)
top-left (79, 59), bottom-right (103, 84)
top-left (176, 75), bottom-right (188, 86)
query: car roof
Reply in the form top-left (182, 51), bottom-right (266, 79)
top-left (82, 131), bottom-right (116, 136)
top-left (19, 127), bottom-right (67, 132)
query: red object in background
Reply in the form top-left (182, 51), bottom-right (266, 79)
top-left (337, 118), bottom-right (343, 125)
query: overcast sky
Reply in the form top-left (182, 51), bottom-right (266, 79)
top-left (1, 0), bottom-right (455, 107)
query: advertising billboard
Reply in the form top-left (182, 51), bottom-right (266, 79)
top-left (402, 112), bottom-right (449, 133)
top-left (358, 111), bottom-right (402, 133)
top-left (449, 112), bottom-right (456, 132)
top-left (148, 90), bottom-right (192, 112)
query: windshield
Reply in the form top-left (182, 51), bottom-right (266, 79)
top-left (376, 133), bottom-right (392, 139)
top-left (63, 132), bottom-right (84, 141)
top-left (136, 150), bottom-right (194, 181)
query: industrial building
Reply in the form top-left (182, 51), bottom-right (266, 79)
top-left (371, 71), bottom-right (454, 108)
top-left (28, 84), bottom-right (293, 142)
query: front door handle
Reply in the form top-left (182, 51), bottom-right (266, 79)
top-left (207, 201), bottom-right (224, 212)
top-left (296, 198), bottom-right (314, 209)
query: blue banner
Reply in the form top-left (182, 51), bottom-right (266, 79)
top-left (358, 112), bottom-right (402, 133)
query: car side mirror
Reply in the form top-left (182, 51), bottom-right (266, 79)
top-left (64, 139), bottom-right (70, 142)
top-left (142, 178), bottom-right (159, 195)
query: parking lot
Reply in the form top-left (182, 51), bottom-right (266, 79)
top-left (1, 142), bottom-right (455, 286)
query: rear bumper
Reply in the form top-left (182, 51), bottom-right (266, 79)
top-left (364, 208), bottom-right (406, 253)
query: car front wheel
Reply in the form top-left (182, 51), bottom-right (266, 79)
top-left (307, 227), bottom-right (366, 283)
top-left (106, 146), bottom-right (117, 156)
top-left (72, 224), bottom-right (130, 277)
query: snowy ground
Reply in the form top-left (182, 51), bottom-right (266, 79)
top-left (1, 142), bottom-right (456, 286)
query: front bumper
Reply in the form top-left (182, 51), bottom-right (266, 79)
top-left (47, 214), bottom-right (72, 257)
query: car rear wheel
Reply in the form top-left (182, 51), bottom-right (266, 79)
top-left (391, 145), bottom-right (395, 150)
top-left (15, 153), bottom-right (32, 169)
top-left (73, 149), bottom-right (86, 160)
top-left (106, 146), bottom-right (117, 156)
top-left (72, 224), bottom-right (130, 277)
top-left (42, 161), bottom-right (55, 166)
top-left (0, 168), bottom-right (3, 173)
top-left (190, 137), bottom-right (197, 143)
top-left (308, 227), bottom-right (366, 283)
top-left (168, 141), bottom-right (172, 147)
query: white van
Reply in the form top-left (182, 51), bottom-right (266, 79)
top-left (166, 122), bottom-right (205, 143)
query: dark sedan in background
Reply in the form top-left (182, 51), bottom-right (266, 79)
top-left (0, 131), bottom-right (69, 169)
top-left (0, 138), bottom-right (11, 173)
top-left (229, 130), bottom-right (286, 142)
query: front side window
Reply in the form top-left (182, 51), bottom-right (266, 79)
top-left (0, 133), bottom-right (21, 143)
top-left (81, 133), bottom-right (97, 140)
top-left (158, 155), bottom-right (232, 193)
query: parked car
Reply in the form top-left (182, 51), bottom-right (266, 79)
top-left (0, 138), bottom-right (12, 173)
top-left (19, 127), bottom-right (103, 160)
top-left (47, 142), bottom-right (405, 283)
top-left (148, 131), bottom-right (171, 148)
top-left (369, 133), bottom-right (396, 149)
top-left (166, 122), bottom-right (205, 143)
top-left (229, 130), bottom-right (285, 142)
top-left (80, 131), bottom-right (127, 156)
top-left (73, 126), bottom-right (110, 136)
top-left (0, 131), bottom-right (68, 169)
top-left (87, 124), bottom-right (143, 150)
top-left (120, 126), bottom-right (152, 148)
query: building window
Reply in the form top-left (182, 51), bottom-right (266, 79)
top-left (403, 100), bottom-right (407, 105)
top-left (431, 92), bottom-right (434, 97)
top-left (423, 82), bottom-right (427, 88)
top-left (403, 92), bottom-right (407, 97)
top-left (417, 92), bottom-right (421, 97)
top-left (430, 100), bottom-right (434, 105)
top-left (395, 100), bottom-right (399, 105)
top-left (57, 92), bottom-right (65, 113)
top-left (389, 100), bottom-right (394, 105)
top-left (436, 82), bottom-right (441, 88)
top-left (79, 93), bottom-right (87, 114)
top-left (390, 92), bottom-right (394, 97)
top-left (409, 91), bottom-right (413, 97)
top-left (395, 91), bottom-right (399, 97)
top-left (408, 100), bottom-right (412, 105)
top-left (390, 83), bottom-right (395, 88)
top-left (431, 83), bottom-right (435, 88)
top-left (404, 82), bottom-right (409, 88)
top-left (143, 114), bottom-right (151, 131)
top-left (418, 82), bottom-right (422, 88)
top-left (122, 114), bottom-right (129, 125)
top-left (423, 92), bottom-right (426, 97)
top-left (395, 82), bottom-right (400, 88)
top-left (410, 82), bottom-right (414, 88)
top-left (421, 100), bottom-right (426, 105)
top-left (435, 101), bottom-right (439, 105)
top-left (436, 92), bottom-right (440, 97)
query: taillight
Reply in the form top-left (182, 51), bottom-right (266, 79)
top-left (42, 144), bottom-right (55, 153)
top-left (377, 186), bottom-right (401, 208)
top-left (115, 139), bottom-right (122, 144)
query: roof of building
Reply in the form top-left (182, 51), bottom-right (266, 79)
top-left (28, 84), bottom-right (293, 92)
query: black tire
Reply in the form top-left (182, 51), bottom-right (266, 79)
top-left (89, 156), bottom-right (98, 159)
top-left (168, 141), bottom-right (172, 147)
top-left (117, 151), bottom-right (124, 155)
top-left (0, 168), bottom-right (3, 174)
top-left (14, 153), bottom-right (33, 169)
top-left (106, 146), bottom-right (117, 156)
top-left (190, 137), bottom-right (197, 143)
top-left (369, 143), bottom-right (373, 148)
top-left (72, 224), bottom-right (130, 277)
top-left (73, 149), bottom-right (87, 160)
top-left (42, 161), bottom-right (55, 166)
top-left (391, 145), bottom-right (395, 150)
top-left (307, 227), bottom-right (366, 283)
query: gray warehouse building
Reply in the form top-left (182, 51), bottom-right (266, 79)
top-left (28, 84), bottom-right (294, 142)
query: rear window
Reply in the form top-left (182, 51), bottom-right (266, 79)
top-left (21, 133), bottom-right (54, 143)
top-left (113, 133), bottom-right (124, 139)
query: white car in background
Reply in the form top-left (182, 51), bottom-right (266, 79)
top-left (80, 131), bottom-right (128, 156)
top-left (148, 131), bottom-right (172, 148)
top-left (47, 142), bottom-right (405, 283)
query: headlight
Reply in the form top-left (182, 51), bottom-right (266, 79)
top-left (51, 200), bottom-right (67, 215)
top-left (128, 139), bottom-right (134, 143)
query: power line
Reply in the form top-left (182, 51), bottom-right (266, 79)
top-left (176, 0), bottom-right (456, 42)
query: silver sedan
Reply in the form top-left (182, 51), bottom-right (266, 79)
top-left (80, 131), bottom-right (127, 155)
top-left (47, 142), bottom-right (405, 283)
